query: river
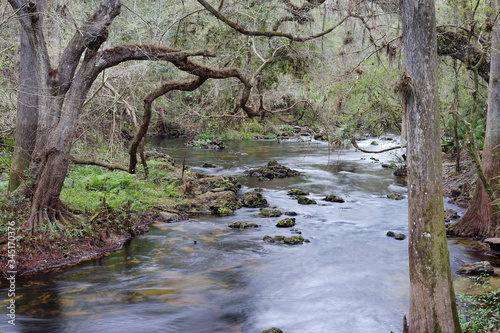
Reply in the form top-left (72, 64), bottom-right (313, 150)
top-left (0, 136), bottom-right (488, 333)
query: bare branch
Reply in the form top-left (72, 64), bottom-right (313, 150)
top-left (196, 0), bottom-right (349, 42)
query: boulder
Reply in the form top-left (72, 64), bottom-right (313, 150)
top-left (263, 235), bottom-right (309, 245)
top-left (297, 196), bottom-right (317, 205)
top-left (288, 188), bottom-right (309, 196)
top-left (244, 160), bottom-right (300, 180)
top-left (444, 209), bottom-right (460, 222)
top-left (259, 209), bottom-right (282, 217)
top-left (242, 192), bottom-right (268, 208)
top-left (387, 193), bottom-right (404, 200)
top-left (387, 231), bottom-right (406, 240)
top-left (276, 218), bottom-right (296, 228)
top-left (484, 238), bottom-right (500, 252)
top-left (324, 194), bottom-right (345, 203)
top-left (262, 328), bottom-right (283, 333)
top-left (456, 261), bottom-right (495, 275)
top-left (228, 222), bottom-right (259, 228)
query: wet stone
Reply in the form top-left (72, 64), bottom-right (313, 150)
top-left (276, 218), bottom-right (296, 228)
top-left (297, 196), bottom-right (317, 205)
top-left (259, 208), bottom-right (282, 217)
top-left (324, 194), bottom-right (345, 203)
top-left (228, 222), bottom-right (259, 229)
top-left (456, 261), bottom-right (495, 275)
top-left (387, 231), bottom-right (406, 240)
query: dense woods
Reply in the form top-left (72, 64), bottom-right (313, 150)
top-left (0, 0), bottom-right (499, 332)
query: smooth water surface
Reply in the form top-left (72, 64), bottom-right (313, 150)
top-left (1, 137), bottom-right (481, 333)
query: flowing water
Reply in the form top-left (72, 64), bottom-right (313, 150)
top-left (0, 137), bottom-right (491, 333)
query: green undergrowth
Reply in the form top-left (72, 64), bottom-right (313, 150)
top-left (61, 160), bottom-right (186, 215)
top-left (458, 275), bottom-right (500, 332)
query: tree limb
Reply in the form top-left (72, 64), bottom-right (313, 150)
top-left (71, 157), bottom-right (129, 172)
top-left (196, 0), bottom-right (349, 42)
top-left (350, 138), bottom-right (405, 153)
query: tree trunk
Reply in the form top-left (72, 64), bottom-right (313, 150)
top-left (400, 1), bottom-right (462, 332)
top-left (8, 28), bottom-right (38, 192)
top-left (449, 7), bottom-right (500, 238)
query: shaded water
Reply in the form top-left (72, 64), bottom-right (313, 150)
top-left (1, 137), bottom-right (489, 333)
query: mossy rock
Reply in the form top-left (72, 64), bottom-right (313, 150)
top-left (276, 218), bottom-right (296, 228)
top-left (287, 188), bottom-right (309, 196)
top-left (262, 328), bottom-right (284, 333)
top-left (244, 160), bottom-right (300, 180)
top-left (242, 192), bottom-right (268, 207)
top-left (387, 193), bottom-right (404, 200)
top-left (202, 162), bottom-right (217, 168)
top-left (297, 196), bottom-right (316, 205)
top-left (263, 235), bottom-right (309, 245)
top-left (324, 194), bottom-right (345, 203)
top-left (228, 221), bottom-right (259, 228)
top-left (176, 191), bottom-right (242, 215)
top-left (195, 175), bottom-right (240, 193)
top-left (259, 208), bottom-right (282, 217)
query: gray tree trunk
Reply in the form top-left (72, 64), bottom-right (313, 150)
top-left (400, 0), bottom-right (462, 332)
top-left (8, 28), bottom-right (39, 192)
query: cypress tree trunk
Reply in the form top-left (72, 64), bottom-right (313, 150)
top-left (400, 0), bottom-right (462, 332)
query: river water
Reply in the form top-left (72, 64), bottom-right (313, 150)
top-left (0, 137), bottom-right (486, 333)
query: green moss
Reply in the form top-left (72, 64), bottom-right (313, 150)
top-left (297, 196), bottom-right (316, 205)
top-left (276, 218), bottom-right (296, 227)
top-left (324, 194), bottom-right (345, 203)
top-left (259, 208), bottom-right (282, 217)
top-left (287, 188), bottom-right (309, 196)
top-left (228, 221), bottom-right (259, 228)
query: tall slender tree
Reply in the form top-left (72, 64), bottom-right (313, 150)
top-left (399, 0), bottom-right (462, 332)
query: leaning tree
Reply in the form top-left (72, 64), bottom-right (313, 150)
top-left (6, 0), bottom-right (266, 230)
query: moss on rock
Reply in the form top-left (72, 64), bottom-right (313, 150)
top-left (259, 208), bottom-right (282, 217)
top-left (297, 196), bottom-right (317, 205)
top-left (242, 192), bottom-right (268, 207)
top-left (276, 218), bottom-right (296, 227)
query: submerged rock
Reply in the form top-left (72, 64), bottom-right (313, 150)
top-left (484, 238), bottom-right (500, 253)
top-left (297, 196), bottom-right (317, 205)
top-left (387, 231), bottom-right (406, 240)
top-left (228, 221), bottom-right (259, 228)
top-left (444, 209), bottom-right (460, 222)
top-left (244, 160), bottom-right (300, 180)
top-left (387, 193), bottom-right (405, 200)
top-left (324, 194), bottom-right (345, 203)
top-left (276, 218), bottom-right (296, 228)
top-left (456, 261), bottom-right (495, 275)
top-left (262, 328), bottom-right (284, 333)
top-left (263, 235), bottom-right (309, 245)
top-left (288, 188), bottom-right (310, 196)
top-left (242, 192), bottom-right (268, 208)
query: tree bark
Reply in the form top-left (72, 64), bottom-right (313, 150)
top-left (8, 27), bottom-right (39, 192)
top-left (449, 9), bottom-right (500, 238)
top-left (400, 1), bottom-right (462, 332)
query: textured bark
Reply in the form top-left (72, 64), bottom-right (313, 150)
top-left (8, 28), bottom-right (39, 192)
top-left (449, 14), bottom-right (500, 238)
top-left (400, 1), bottom-right (462, 332)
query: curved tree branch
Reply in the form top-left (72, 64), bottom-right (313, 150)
top-left (437, 26), bottom-right (490, 82)
top-left (196, 0), bottom-right (349, 42)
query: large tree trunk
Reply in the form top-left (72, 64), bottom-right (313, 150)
top-left (449, 8), bottom-right (500, 238)
top-left (400, 1), bottom-right (462, 332)
top-left (8, 28), bottom-right (39, 192)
